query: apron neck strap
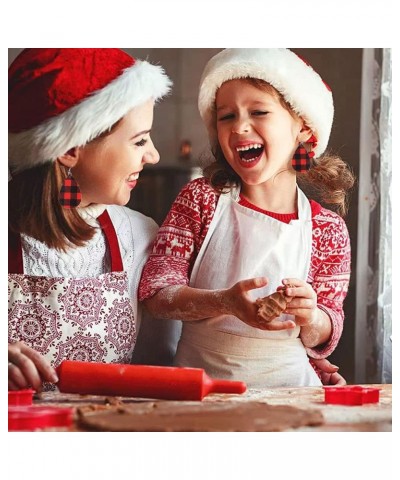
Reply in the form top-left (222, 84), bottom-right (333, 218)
top-left (8, 209), bottom-right (124, 274)
top-left (96, 210), bottom-right (124, 272)
top-left (8, 230), bottom-right (23, 274)
top-left (296, 187), bottom-right (312, 221)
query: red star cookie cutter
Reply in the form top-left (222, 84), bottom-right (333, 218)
top-left (323, 386), bottom-right (380, 405)
top-left (8, 389), bottom-right (35, 406)
top-left (8, 406), bottom-right (73, 431)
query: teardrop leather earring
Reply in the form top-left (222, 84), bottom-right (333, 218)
top-left (59, 168), bottom-right (82, 209)
top-left (292, 143), bottom-right (314, 173)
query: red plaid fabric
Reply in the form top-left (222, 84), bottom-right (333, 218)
top-left (59, 176), bottom-right (82, 208)
top-left (292, 144), bottom-right (312, 173)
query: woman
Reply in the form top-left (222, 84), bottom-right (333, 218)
top-left (8, 48), bottom-right (172, 391)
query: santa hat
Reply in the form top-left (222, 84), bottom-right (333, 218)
top-left (198, 48), bottom-right (333, 158)
top-left (8, 48), bottom-right (172, 173)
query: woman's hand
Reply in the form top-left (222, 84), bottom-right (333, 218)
top-left (311, 358), bottom-right (347, 385)
top-left (8, 341), bottom-right (58, 392)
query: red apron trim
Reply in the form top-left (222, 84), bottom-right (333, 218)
top-left (8, 209), bottom-right (124, 274)
top-left (96, 210), bottom-right (124, 272)
top-left (8, 230), bottom-right (23, 274)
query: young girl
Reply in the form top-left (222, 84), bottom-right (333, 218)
top-left (8, 48), bottom-right (172, 391)
top-left (139, 48), bottom-right (354, 388)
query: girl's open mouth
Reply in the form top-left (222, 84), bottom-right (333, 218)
top-left (236, 144), bottom-right (264, 168)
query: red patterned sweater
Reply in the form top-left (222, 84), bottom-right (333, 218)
top-left (139, 177), bottom-right (351, 360)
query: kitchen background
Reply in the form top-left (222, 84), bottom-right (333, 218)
top-left (8, 48), bottom-right (392, 384)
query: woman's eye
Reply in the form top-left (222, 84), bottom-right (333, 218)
top-left (218, 113), bottom-right (234, 121)
top-left (135, 138), bottom-right (147, 147)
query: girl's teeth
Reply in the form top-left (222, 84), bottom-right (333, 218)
top-left (128, 173), bottom-right (139, 181)
top-left (236, 143), bottom-right (263, 152)
top-left (241, 157), bottom-right (258, 163)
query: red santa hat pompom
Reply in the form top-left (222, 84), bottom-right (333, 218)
top-left (198, 48), bottom-right (334, 158)
top-left (9, 48), bottom-right (172, 174)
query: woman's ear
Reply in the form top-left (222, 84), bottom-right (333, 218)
top-left (57, 147), bottom-right (80, 169)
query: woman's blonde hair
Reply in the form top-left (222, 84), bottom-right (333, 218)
top-left (203, 78), bottom-right (355, 217)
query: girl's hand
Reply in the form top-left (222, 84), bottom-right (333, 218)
top-left (279, 278), bottom-right (332, 347)
top-left (280, 278), bottom-right (319, 327)
top-left (226, 277), bottom-right (296, 331)
top-left (8, 341), bottom-right (58, 392)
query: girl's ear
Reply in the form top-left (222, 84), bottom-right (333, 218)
top-left (57, 147), bottom-right (80, 169)
top-left (297, 122), bottom-right (313, 143)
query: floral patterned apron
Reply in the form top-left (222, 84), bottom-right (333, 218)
top-left (8, 210), bottom-right (136, 388)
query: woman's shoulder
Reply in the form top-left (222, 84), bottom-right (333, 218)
top-left (106, 205), bottom-right (158, 238)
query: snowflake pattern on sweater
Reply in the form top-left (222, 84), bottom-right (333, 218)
top-left (139, 177), bottom-right (351, 360)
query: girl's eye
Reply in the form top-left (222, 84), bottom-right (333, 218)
top-left (252, 111), bottom-right (268, 116)
top-left (135, 138), bottom-right (147, 147)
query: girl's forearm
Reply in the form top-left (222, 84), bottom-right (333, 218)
top-left (143, 285), bottom-right (233, 321)
top-left (300, 308), bottom-right (332, 348)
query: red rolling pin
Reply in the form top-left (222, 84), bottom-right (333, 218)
top-left (56, 360), bottom-right (247, 401)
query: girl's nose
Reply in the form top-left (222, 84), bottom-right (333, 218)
top-left (231, 117), bottom-right (250, 134)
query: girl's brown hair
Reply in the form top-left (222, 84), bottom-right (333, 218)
top-left (203, 78), bottom-right (355, 217)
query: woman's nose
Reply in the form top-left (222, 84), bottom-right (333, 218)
top-left (144, 144), bottom-right (160, 165)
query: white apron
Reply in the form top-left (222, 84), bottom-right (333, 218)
top-left (8, 210), bottom-right (136, 390)
top-left (174, 186), bottom-right (321, 388)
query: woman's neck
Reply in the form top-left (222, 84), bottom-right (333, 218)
top-left (240, 177), bottom-right (297, 213)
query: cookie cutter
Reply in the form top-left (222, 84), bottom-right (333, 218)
top-left (323, 385), bottom-right (380, 405)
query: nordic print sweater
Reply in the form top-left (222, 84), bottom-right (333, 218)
top-left (139, 177), bottom-right (351, 361)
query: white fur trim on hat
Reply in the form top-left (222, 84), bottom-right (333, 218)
top-left (198, 48), bottom-right (334, 158)
top-left (9, 60), bottom-right (172, 173)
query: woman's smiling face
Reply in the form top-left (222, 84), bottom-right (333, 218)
top-left (69, 99), bottom-right (160, 207)
top-left (215, 79), bottom-right (306, 186)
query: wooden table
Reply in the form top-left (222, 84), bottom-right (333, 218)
top-left (31, 384), bottom-right (391, 432)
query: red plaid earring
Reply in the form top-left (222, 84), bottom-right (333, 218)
top-left (292, 143), bottom-right (314, 173)
top-left (59, 168), bottom-right (82, 209)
